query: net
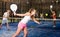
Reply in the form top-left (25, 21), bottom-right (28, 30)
top-left (0, 17), bottom-right (60, 23)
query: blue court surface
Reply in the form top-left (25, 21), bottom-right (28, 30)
top-left (0, 20), bottom-right (60, 37)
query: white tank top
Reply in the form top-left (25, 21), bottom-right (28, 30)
top-left (4, 12), bottom-right (9, 18)
top-left (20, 16), bottom-right (31, 24)
top-left (3, 12), bottom-right (9, 20)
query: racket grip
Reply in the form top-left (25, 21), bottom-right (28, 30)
top-left (13, 12), bottom-right (16, 15)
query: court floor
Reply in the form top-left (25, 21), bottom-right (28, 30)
top-left (0, 20), bottom-right (60, 37)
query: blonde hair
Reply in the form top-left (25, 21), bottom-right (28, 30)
top-left (28, 8), bottom-right (36, 19)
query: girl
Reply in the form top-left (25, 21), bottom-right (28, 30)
top-left (12, 8), bottom-right (40, 37)
top-left (52, 10), bottom-right (56, 27)
top-left (0, 10), bottom-right (10, 30)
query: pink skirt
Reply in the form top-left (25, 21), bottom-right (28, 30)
top-left (18, 22), bottom-right (27, 29)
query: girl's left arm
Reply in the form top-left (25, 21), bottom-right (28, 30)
top-left (32, 17), bottom-right (40, 24)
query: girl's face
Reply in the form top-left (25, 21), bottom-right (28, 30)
top-left (31, 10), bottom-right (36, 15)
top-left (7, 10), bottom-right (10, 13)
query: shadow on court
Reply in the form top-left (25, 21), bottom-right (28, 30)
top-left (0, 21), bottom-right (60, 37)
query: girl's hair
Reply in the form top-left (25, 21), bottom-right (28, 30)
top-left (28, 8), bottom-right (36, 19)
top-left (28, 8), bottom-right (35, 13)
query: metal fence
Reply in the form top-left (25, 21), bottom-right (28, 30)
top-left (0, 0), bottom-right (60, 18)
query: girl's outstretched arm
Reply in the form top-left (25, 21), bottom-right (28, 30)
top-left (14, 12), bottom-right (30, 16)
top-left (16, 14), bottom-right (26, 16)
top-left (32, 17), bottom-right (40, 24)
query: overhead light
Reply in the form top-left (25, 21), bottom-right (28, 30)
top-left (50, 5), bottom-right (53, 9)
top-left (56, 0), bottom-right (58, 3)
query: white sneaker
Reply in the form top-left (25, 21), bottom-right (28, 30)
top-left (53, 25), bottom-right (56, 28)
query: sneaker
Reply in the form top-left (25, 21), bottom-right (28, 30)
top-left (7, 29), bottom-right (10, 31)
top-left (53, 25), bottom-right (56, 28)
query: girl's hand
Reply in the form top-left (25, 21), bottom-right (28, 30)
top-left (13, 12), bottom-right (16, 16)
top-left (37, 22), bottom-right (40, 24)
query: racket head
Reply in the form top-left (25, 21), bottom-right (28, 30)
top-left (10, 4), bottom-right (17, 12)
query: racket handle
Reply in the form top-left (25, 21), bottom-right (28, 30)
top-left (13, 12), bottom-right (16, 15)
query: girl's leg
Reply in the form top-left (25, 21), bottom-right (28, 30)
top-left (6, 23), bottom-right (10, 30)
top-left (23, 27), bottom-right (28, 37)
top-left (12, 27), bottom-right (22, 37)
top-left (53, 21), bottom-right (56, 27)
top-left (0, 24), bottom-right (2, 29)
top-left (54, 21), bottom-right (56, 25)
top-left (53, 20), bottom-right (56, 27)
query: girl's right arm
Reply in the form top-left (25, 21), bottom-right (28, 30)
top-left (14, 12), bottom-right (30, 17)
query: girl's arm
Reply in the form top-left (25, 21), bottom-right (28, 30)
top-left (15, 12), bottom-right (30, 16)
top-left (16, 14), bottom-right (26, 16)
top-left (32, 17), bottom-right (40, 24)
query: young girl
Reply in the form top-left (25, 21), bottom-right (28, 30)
top-left (52, 10), bottom-right (56, 27)
top-left (12, 8), bottom-right (40, 37)
top-left (0, 10), bottom-right (10, 30)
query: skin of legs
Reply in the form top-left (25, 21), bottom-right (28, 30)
top-left (0, 23), bottom-right (10, 30)
top-left (6, 23), bottom-right (10, 30)
top-left (23, 27), bottom-right (28, 37)
top-left (53, 20), bottom-right (56, 26)
top-left (0, 24), bottom-right (2, 29)
top-left (12, 27), bottom-right (22, 37)
top-left (12, 27), bottom-right (28, 37)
